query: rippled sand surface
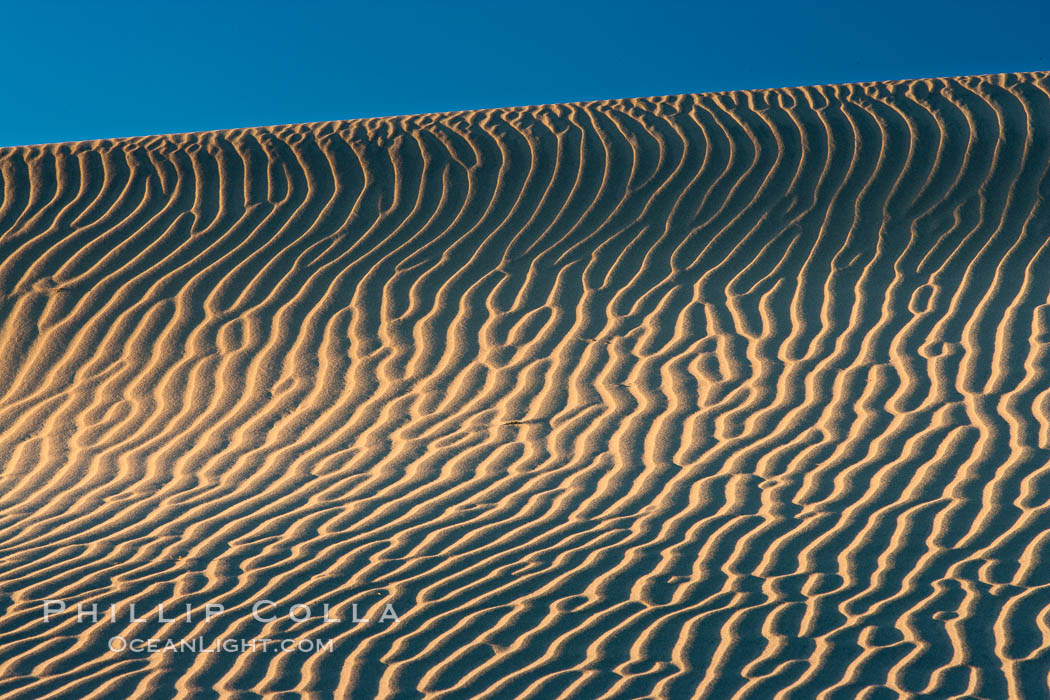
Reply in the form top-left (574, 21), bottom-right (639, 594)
top-left (1, 71), bottom-right (1049, 698)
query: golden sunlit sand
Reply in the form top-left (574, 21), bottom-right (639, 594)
top-left (1, 70), bottom-right (1049, 698)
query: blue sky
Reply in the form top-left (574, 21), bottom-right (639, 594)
top-left (1, 0), bottom-right (1047, 146)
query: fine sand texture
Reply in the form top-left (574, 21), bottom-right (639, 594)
top-left (1, 70), bottom-right (1049, 698)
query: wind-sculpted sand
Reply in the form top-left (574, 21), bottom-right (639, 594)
top-left (1, 70), bottom-right (1049, 698)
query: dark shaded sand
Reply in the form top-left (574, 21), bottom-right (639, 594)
top-left (1, 71), bottom-right (1050, 698)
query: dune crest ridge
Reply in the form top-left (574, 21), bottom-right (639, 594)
top-left (1, 71), bottom-right (1050, 698)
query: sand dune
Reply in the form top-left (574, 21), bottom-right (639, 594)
top-left (0, 70), bottom-right (1049, 698)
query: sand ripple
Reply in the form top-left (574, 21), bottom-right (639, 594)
top-left (1, 71), bottom-right (1049, 698)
